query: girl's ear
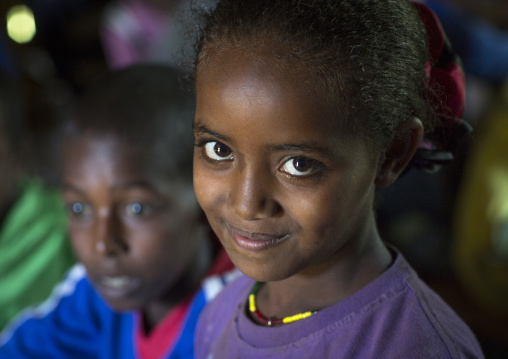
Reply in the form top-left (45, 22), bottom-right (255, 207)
top-left (375, 117), bottom-right (423, 187)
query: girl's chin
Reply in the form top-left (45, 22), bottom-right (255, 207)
top-left (230, 255), bottom-right (297, 283)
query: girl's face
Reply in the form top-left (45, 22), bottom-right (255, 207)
top-left (193, 50), bottom-right (382, 282)
top-left (63, 133), bottom-right (201, 312)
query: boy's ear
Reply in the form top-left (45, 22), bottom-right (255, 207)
top-left (375, 117), bottom-right (423, 187)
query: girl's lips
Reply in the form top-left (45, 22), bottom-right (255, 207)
top-left (226, 223), bottom-right (290, 252)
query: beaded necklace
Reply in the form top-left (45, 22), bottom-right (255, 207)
top-left (248, 282), bottom-right (318, 326)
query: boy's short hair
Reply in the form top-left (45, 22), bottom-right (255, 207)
top-left (64, 64), bottom-right (195, 181)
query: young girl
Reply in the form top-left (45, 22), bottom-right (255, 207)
top-left (191, 1), bottom-right (484, 358)
top-left (0, 65), bottom-right (233, 359)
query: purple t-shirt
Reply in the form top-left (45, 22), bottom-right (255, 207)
top-left (194, 249), bottom-right (484, 359)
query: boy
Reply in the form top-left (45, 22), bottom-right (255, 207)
top-left (0, 65), bottom-right (233, 358)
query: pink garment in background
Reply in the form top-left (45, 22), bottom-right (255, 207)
top-left (101, 0), bottom-right (171, 69)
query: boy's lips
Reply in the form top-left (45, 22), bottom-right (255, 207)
top-left (225, 223), bottom-right (290, 252)
top-left (94, 275), bottom-right (141, 299)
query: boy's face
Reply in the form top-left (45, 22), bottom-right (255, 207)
top-left (63, 133), bottom-right (201, 312)
top-left (194, 50), bottom-right (381, 282)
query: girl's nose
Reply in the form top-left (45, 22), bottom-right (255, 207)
top-left (229, 165), bottom-right (281, 220)
top-left (95, 210), bottom-right (128, 256)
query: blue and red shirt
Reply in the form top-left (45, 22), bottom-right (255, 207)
top-left (0, 250), bottom-right (236, 359)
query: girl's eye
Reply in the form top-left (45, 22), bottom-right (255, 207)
top-left (280, 157), bottom-right (318, 177)
top-left (204, 141), bottom-right (233, 161)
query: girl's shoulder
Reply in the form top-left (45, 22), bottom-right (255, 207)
top-left (201, 268), bottom-right (245, 304)
top-left (194, 273), bottom-right (251, 356)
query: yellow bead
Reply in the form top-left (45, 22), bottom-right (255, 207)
top-left (282, 311), bottom-right (313, 324)
top-left (249, 294), bottom-right (256, 312)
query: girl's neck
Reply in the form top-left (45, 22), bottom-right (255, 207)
top-left (254, 215), bottom-right (392, 320)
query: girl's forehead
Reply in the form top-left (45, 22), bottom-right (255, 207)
top-left (198, 48), bottom-right (324, 110)
top-left (197, 44), bottom-right (349, 126)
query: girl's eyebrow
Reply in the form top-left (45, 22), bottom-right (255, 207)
top-left (194, 123), bottom-right (338, 158)
top-left (193, 123), bottom-right (231, 142)
top-left (268, 143), bottom-right (337, 158)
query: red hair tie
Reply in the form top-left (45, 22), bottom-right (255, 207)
top-left (411, 2), bottom-right (471, 172)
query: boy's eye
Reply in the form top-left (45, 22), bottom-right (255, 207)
top-left (131, 203), bottom-right (142, 214)
top-left (124, 202), bottom-right (155, 217)
top-left (204, 141), bottom-right (233, 161)
top-left (67, 202), bottom-right (92, 218)
top-left (72, 202), bottom-right (83, 214)
top-left (280, 157), bottom-right (318, 176)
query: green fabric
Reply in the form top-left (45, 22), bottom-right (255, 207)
top-left (0, 178), bottom-right (75, 329)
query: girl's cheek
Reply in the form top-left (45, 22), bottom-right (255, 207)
top-left (193, 169), bottom-right (215, 208)
top-left (196, 172), bottom-right (227, 210)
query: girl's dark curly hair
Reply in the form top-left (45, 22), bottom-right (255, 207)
top-left (193, 0), bottom-right (433, 152)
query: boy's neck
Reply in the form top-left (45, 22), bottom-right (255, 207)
top-left (255, 215), bottom-right (392, 319)
top-left (141, 230), bottom-right (213, 333)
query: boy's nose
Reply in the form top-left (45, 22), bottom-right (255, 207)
top-left (94, 211), bottom-right (128, 256)
top-left (229, 165), bottom-right (281, 220)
